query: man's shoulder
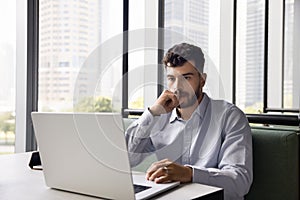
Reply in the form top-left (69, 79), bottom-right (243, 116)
top-left (208, 96), bottom-right (245, 116)
top-left (209, 97), bottom-right (235, 109)
top-left (207, 97), bottom-right (250, 132)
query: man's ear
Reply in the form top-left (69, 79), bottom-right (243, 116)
top-left (200, 73), bottom-right (207, 86)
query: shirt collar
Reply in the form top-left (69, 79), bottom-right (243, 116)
top-left (169, 107), bottom-right (181, 123)
top-left (169, 93), bottom-right (210, 123)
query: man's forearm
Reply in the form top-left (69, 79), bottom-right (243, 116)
top-left (125, 109), bottom-right (159, 166)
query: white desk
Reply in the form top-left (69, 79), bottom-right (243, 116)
top-left (0, 153), bottom-right (223, 200)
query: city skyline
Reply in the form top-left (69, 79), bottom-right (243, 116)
top-left (0, 0), bottom-right (297, 115)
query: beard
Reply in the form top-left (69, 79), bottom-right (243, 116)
top-left (176, 83), bottom-right (202, 109)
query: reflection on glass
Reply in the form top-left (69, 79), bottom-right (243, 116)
top-left (236, 0), bottom-right (265, 113)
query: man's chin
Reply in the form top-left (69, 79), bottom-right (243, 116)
top-left (177, 98), bottom-right (188, 108)
top-left (177, 99), bottom-right (198, 109)
top-left (177, 102), bottom-right (190, 108)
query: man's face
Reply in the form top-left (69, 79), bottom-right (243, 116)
top-left (166, 61), bottom-right (205, 108)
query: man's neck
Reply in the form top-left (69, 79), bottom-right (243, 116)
top-left (177, 93), bottom-right (204, 120)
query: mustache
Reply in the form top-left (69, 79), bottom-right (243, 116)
top-left (174, 90), bottom-right (188, 98)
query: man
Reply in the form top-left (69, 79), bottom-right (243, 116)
top-left (125, 43), bottom-right (253, 200)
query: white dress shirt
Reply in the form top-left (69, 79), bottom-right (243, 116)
top-left (125, 93), bottom-right (253, 200)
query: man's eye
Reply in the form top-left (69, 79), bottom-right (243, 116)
top-left (184, 76), bottom-right (191, 80)
top-left (168, 77), bottom-right (175, 81)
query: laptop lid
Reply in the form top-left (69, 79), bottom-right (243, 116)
top-left (31, 112), bottom-right (179, 200)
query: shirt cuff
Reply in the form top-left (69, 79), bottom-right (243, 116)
top-left (185, 165), bottom-right (210, 184)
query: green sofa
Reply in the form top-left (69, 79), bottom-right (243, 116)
top-left (245, 126), bottom-right (299, 200)
top-left (123, 118), bottom-right (300, 200)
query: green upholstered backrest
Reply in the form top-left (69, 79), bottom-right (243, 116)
top-left (245, 126), bottom-right (299, 200)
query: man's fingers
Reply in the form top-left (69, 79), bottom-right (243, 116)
top-left (169, 93), bottom-right (179, 107)
top-left (147, 159), bottom-right (170, 172)
top-left (148, 167), bottom-right (166, 181)
top-left (146, 161), bottom-right (193, 183)
top-left (163, 93), bottom-right (179, 111)
top-left (154, 175), bottom-right (170, 183)
top-left (146, 159), bottom-right (171, 180)
top-left (150, 90), bottom-right (180, 115)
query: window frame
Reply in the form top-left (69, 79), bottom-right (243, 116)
top-left (25, 0), bottom-right (39, 151)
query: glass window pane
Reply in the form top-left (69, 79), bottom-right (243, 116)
top-left (284, 0), bottom-right (299, 110)
top-left (39, 0), bottom-right (123, 113)
top-left (165, 0), bottom-right (210, 50)
top-left (128, 0), bottom-right (158, 110)
top-left (0, 1), bottom-right (16, 154)
top-left (236, 0), bottom-right (265, 113)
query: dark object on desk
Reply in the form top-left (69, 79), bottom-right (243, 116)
top-left (28, 151), bottom-right (43, 170)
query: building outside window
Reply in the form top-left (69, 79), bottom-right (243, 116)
top-left (284, 0), bottom-right (298, 110)
top-left (39, 0), bottom-right (123, 113)
top-left (236, 0), bottom-right (265, 113)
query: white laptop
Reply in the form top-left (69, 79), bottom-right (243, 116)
top-left (31, 112), bottom-right (179, 200)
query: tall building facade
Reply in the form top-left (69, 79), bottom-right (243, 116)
top-left (236, 0), bottom-right (265, 110)
top-left (244, 0), bottom-right (265, 108)
top-left (164, 0), bottom-right (209, 52)
top-left (39, 0), bottom-right (102, 111)
top-left (284, 0), bottom-right (296, 109)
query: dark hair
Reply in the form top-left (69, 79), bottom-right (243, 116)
top-left (162, 43), bottom-right (205, 73)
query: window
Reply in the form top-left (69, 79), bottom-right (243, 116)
top-left (283, 0), bottom-right (299, 111)
top-left (25, 0), bottom-right (299, 151)
top-left (235, 0), bottom-right (265, 113)
top-left (39, 0), bottom-right (123, 113)
top-left (0, 1), bottom-right (16, 154)
top-left (235, 0), bottom-right (299, 114)
top-left (127, 0), bottom-right (159, 110)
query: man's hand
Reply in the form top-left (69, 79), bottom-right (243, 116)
top-left (149, 90), bottom-right (179, 116)
top-left (146, 159), bottom-right (193, 183)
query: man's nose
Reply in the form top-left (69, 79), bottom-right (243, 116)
top-left (172, 77), bottom-right (183, 91)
